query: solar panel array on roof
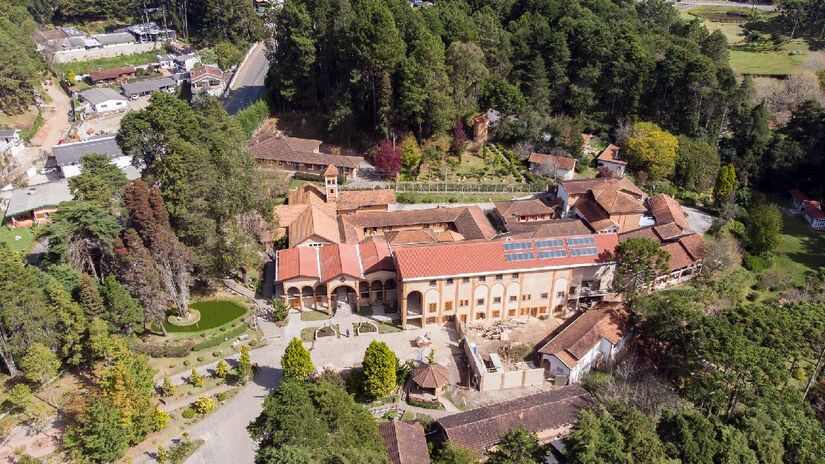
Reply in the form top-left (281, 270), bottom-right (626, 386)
top-left (538, 249), bottom-right (567, 259)
top-left (569, 247), bottom-right (599, 256)
top-left (503, 241), bottom-right (532, 251)
top-left (567, 237), bottom-right (596, 246)
top-left (504, 252), bottom-right (534, 262)
top-left (535, 239), bottom-right (564, 248)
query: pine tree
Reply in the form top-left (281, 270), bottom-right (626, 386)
top-left (100, 274), bottom-right (144, 335)
top-left (78, 274), bottom-right (105, 318)
top-left (116, 229), bottom-right (170, 336)
top-left (714, 163), bottom-right (737, 205)
top-left (190, 368), bottom-right (204, 388)
top-left (45, 279), bottom-right (88, 366)
top-left (236, 345), bottom-right (253, 384)
top-left (281, 338), bottom-right (314, 381)
top-left (161, 374), bottom-right (177, 396)
top-left (214, 359), bottom-right (230, 379)
top-left (20, 343), bottom-right (60, 385)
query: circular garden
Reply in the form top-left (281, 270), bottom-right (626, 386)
top-left (162, 299), bottom-right (248, 333)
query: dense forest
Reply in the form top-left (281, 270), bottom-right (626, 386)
top-left (0, 2), bottom-right (44, 114)
top-left (266, 0), bottom-right (737, 142)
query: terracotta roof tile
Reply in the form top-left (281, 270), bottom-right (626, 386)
top-left (88, 66), bottom-right (134, 82)
top-left (503, 219), bottom-right (592, 239)
top-left (359, 239), bottom-right (394, 273)
top-left (493, 198), bottom-right (558, 225)
top-left (648, 194), bottom-right (689, 230)
top-left (379, 421), bottom-right (431, 464)
top-left (395, 234), bottom-right (617, 280)
top-left (596, 144), bottom-right (626, 165)
top-left (662, 241), bottom-right (693, 271)
top-left (289, 206), bottom-right (340, 247)
top-left (336, 189), bottom-right (396, 211)
top-left (323, 164), bottom-right (338, 177)
top-left (340, 206), bottom-right (495, 241)
top-left (528, 152), bottom-right (577, 171)
top-left (435, 385), bottom-right (592, 455)
top-left (385, 229), bottom-right (438, 245)
top-left (248, 134), bottom-right (362, 169)
top-left (538, 303), bottom-right (629, 365)
top-left (652, 222), bottom-right (688, 241)
top-left (319, 244), bottom-right (361, 280)
top-left (190, 64), bottom-right (223, 82)
top-left (559, 177), bottom-right (643, 198)
top-left (276, 247), bottom-right (320, 280)
top-left (572, 199), bottom-right (614, 231)
top-left (678, 233), bottom-right (707, 261)
top-left (804, 200), bottom-right (825, 219)
top-left (410, 363), bottom-right (450, 389)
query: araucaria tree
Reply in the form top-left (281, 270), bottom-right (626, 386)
top-left (281, 337), bottom-right (314, 381)
top-left (123, 180), bottom-right (194, 318)
top-left (614, 238), bottom-right (670, 307)
top-left (361, 340), bottom-right (397, 398)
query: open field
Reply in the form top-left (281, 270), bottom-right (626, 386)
top-left (685, 5), bottom-right (810, 76)
top-left (57, 50), bottom-right (160, 76)
top-left (0, 227), bottom-right (36, 254)
top-left (773, 210), bottom-right (825, 283)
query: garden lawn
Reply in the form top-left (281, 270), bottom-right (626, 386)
top-left (301, 309), bottom-right (330, 321)
top-left (163, 299), bottom-right (247, 333)
top-left (396, 192), bottom-right (522, 204)
top-left (0, 227), bottom-right (36, 254)
top-left (772, 211), bottom-right (825, 285)
top-left (57, 50), bottom-right (160, 76)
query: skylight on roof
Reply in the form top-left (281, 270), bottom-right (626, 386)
top-left (535, 239), bottom-right (564, 248)
top-left (569, 247), bottom-right (599, 256)
top-left (504, 252), bottom-right (534, 262)
top-left (566, 237), bottom-right (596, 246)
top-left (503, 241), bottom-right (532, 251)
top-left (538, 249), bottom-right (567, 259)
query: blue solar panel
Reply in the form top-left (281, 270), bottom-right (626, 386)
top-left (503, 241), bottom-right (533, 251)
top-left (535, 239), bottom-right (564, 249)
top-left (538, 249), bottom-right (568, 259)
top-left (504, 252), bottom-right (534, 262)
top-left (569, 247), bottom-right (598, 256)
top-left (566, 237), bottom-right (596, 246)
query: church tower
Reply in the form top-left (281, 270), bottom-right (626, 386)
top-left (323, 164), bottom-right (339, 201)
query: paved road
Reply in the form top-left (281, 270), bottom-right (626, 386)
top-left (673, 0), bottom-right (776, 11)
top-left (683, 206), bottom-right (715, 234)
top-left (223, 43), bottom-right (269, 115)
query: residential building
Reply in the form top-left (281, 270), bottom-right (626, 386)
top-left (619, 227), bottom-right (706, 290)
top-left (125, 22), bottom-right (175, 42)
top-left (156, 54), bottom-right (176, 70)
top-left (0, 129), bottom-right (24, 159)
top-left (528, 152), bottom-right (577, 180)
top-left (790, 189), bottom-right (825, 231)
top-left (248, 132), bottom-right (363, 178)
top-left (432, 385), bottom-right (592, 456)
top-left (92, 32), bottom-right (136, 47)
top-left (378, 421), bottom-right (431, 464)
top-left (87, 66), bottom-right (135, 85)
top-left (78, 88), bottom-right (128, 115)
top-left (121, 77), bottom-right (177, 99)
top-left (393, 234), bottom-right (617, 328)
top-left (51, 134), bottom-right (131, 178)
top-left (557, 177), bottom-right (647, 233)
top-left (539, 302), bottom-right (629, 384)
top-left (492, 198), bottom-right (560, 230)
top-left (254, 0), bottom-right (284, 13)
top-left (189, 65), bottom-right (226, 97)
top-left (596, 144), bottom-right (627, 175)
top-left (174, 53), bottom-right (201, 72)
top-left (2, 180), bottom-right (71, 228)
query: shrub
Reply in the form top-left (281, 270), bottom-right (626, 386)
top-left (214, 359), bottom-right (230, 379)
top-left (281, 338), bottom-right (314, 381)
top-left (248, 339), bottom-right (258, 347)
top-left (233, 99), bottom-right (270, 138)
top-left (407, 397), bottom-right (442, 409)
top-left (181, 408), bottom-right (195, 419)
top-left (130, 339), bottom-right (196, 358)
top-left (196, 356), bottom-right (204, 362)
top-left (160, 374), bottom-right (177, 396)
top-left (192, 325), bottom-right (248, 351)
top-left (212, 351), bottom-right (221, 358)
top-left (216, 391), bottom-right (229, 402)
top-left (7, 383), bottom-right (33, 411)
top-left (362, 340), bottom-right (397, 399)
top-left (189, 368), bottom-right (203, 388)
top-left (183, 359), bottom-right (191, 367)
top-left (743, 253), bottom-right (769, 272)
top-left (192, 396), bottom-right (216, 414)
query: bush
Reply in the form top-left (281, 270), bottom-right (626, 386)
top-left (130, 340), bottom-right (196, 358)
top-left (216, 391), bottom-right (229, 402)
top-left (183, 359), bottom-right (191, 367)
top-left (212, 351), bottom-right (221, 358)
top-left (181, 408), bottom-right (195, 419)
top-left (7, 383), bottom-right (33, 411)
top-left (248, 339), bottom-right (258, 347)
top-left (196, 356), bottom-right (204, 362)
top-left (233, 99), bottom-right (270, 138)
top-left (192, 396), bottom-right (216, 414)
top-left (743, 253), bottom-right (769, 272)
top-left (407, 397), bottom-right (442, 409)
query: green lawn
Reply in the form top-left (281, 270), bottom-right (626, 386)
top-left (163, 300), bottom-right (248, 333)
top-left (0, 227), bottom-right (36, 254)
top-left (300, 309), bottom-right (331, 321)
top-left (57, 50), bottom-right (161, 76)
top-left (772, 211), bottom-right (825, 283)
top-left (376, 320), bottom-right (402, 334)
top-left (685, 5), bottom-right (809, 76)
top-left (396, 192), bottom-right (524, 204)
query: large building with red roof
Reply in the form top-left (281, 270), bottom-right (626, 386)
top-left (790, 189), bottom-right (825, 231)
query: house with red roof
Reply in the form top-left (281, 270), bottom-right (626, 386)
top-left (596, 144), bottom-right (626, 175)
top-left (557, 177), bottom-right (647, 233)
top-left (527, 152), bottom-right (577, 180)
top-left (790, 189), bottom-right (825, 231)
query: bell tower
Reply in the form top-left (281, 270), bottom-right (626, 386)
top-left (323, 164), bottom-right (339, 201)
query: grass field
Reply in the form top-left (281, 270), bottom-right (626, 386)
top-left (0, 227), bottom-right (36, 254)
top-left (685, 5), bottom-right (810, 76)
top-left (301, 309), bottom-right (331, 321)
top-left (57, 50), bottom-right (160, 76)
top-left (773, 211), bottom-right (825, 283)
top-left (395, 192), bottom-right (525, 204)
top-left (163, 299), bottom-right (248, 333)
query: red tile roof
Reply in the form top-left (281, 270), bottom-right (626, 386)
top-left (528, 152), bottom-right (577, 171)
top-left (88, 66), bottom-right (135, 82)
top-left (804, 200), bottom-right (825, 219)
top-left (410, 363), bottom-right (450, 389)
top-left (379, 421), bottom-right (431, 464)
top-left (494, 198), bottom-right (559, 225)
top-left (648, 194), bottom-right (689, 230)
top-left (276, 247), bottom-right (321, 280)
top-left (618, 227), bottom-right (706, 272)
top-left (435, 385), bottom-right (591, 455)
top-left (359, 239), bottom-right (395, 273)
top-left (504, 219), bottom-right (592, 239)
top-left (790, 189), bottom-right (809, 202)
top-left (190, 64), bottom-right (223, 82)
top-left (340, 206), bottom-right (496, 243)
top-left (248, 133), bottom-right (362, 169)
top-left (319, 243), bottom-right (361, 280)
top-left (276, 241), bottom-right (393, 282)
top-left (596, 144), bottom-right (626, 165)
top-left (323, 164), bottom-right (338, 177)
top-left (394, 233), bottom-right (617, 280)
top-left (336, 189), bottom-right (396, 211)
top-left (538, 303), bottom-right (628, 367)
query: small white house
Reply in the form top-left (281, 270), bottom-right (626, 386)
top-left (596, 144), bottom-right (626, 176)
top-left (78, 88), bottom-right (127, 115)
top-left (527, 152), bottom-right (576, 180)
top-left (790, 189), bottom-right (825, 231)
top-left (174, 53), bottom-right (201, 72)
top-left (51, 134), bottom-right (132, 178)
top-left (538, 303), bottom-right (628, 385)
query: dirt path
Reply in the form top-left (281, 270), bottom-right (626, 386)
top-left (30, 81), bottom-right (72, 150)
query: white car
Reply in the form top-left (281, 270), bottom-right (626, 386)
top-left (39, 167), bottom-right (58, 175)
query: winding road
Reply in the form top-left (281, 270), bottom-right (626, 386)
top-left (223, 43), bottom-right (270, 115)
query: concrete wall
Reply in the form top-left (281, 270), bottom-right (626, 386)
top-left (464, 339), bottom-right (546, 392)
top-left (51, 42), bottom-right (160, 63)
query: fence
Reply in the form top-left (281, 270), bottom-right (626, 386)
top-left (393, 182), bottom-right (547, 194)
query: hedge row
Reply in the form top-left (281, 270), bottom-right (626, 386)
top-left (131, 339), bottom-right (197, 358)
top-left (192, 324), bottom-right (249, 351)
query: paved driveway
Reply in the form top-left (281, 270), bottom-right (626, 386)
top-left (682, 206), bottom-right (714, 234)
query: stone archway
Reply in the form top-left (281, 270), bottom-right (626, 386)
top-left (384, 280), bottom-right (397, 311)
top-left (330, 285), bottom-right (357, 315)
top-left (370, 280), bottom-right (384, 304)
top-left (404, 291), bottom-right (423, 328)
top-left (314, 284), bottom-right (328, 311)
top-left (301, 286), bottom-right (315, 309)
top-left (287, 287), bottom-right (300, 308)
